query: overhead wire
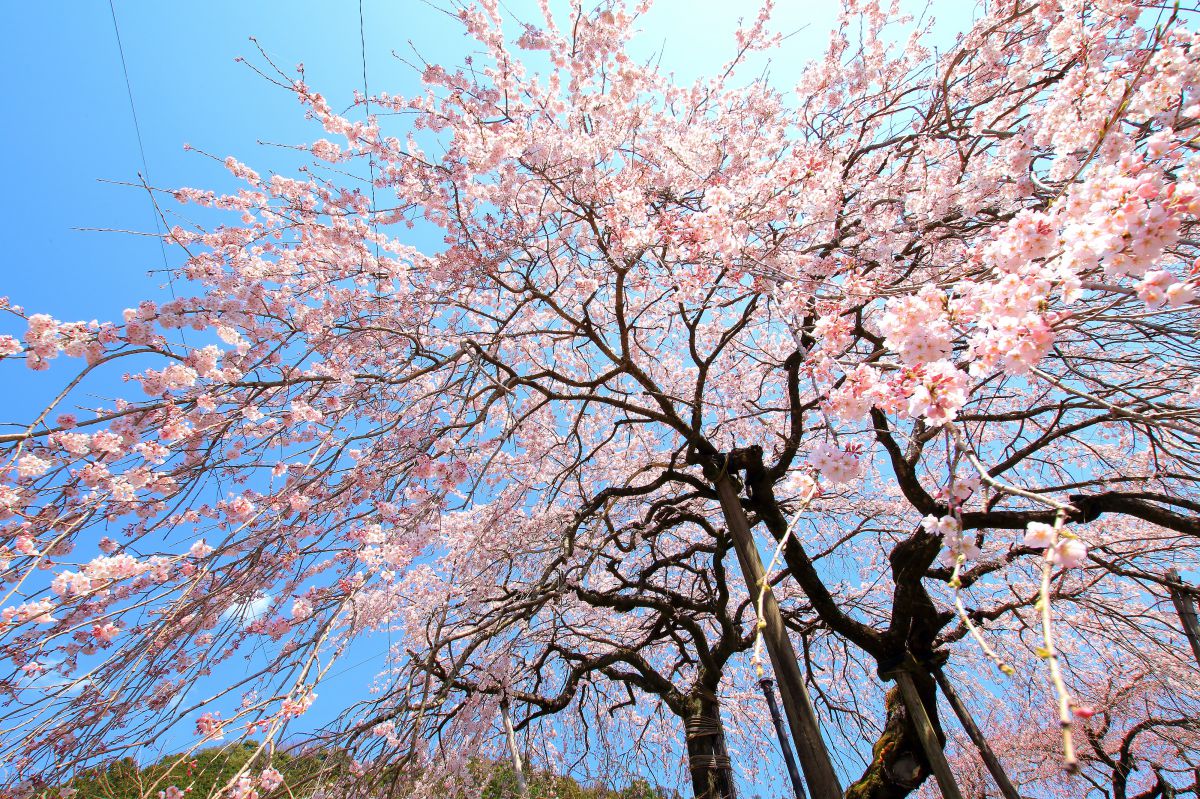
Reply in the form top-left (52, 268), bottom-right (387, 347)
top-left (358, 0), bottom-right (396, 671)
top-left (106, 0), bottom-right (186, 346)
top-left (359, 0), bottom-right (384, 272)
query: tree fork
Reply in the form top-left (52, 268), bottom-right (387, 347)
top-left (713, 471), bottom-right (843, 799)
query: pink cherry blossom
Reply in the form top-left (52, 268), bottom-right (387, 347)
top-left (1, 3), bottom-right (1198, 795)
top-left (809, 441), bottom-right (862, 484)
top-left (15, 455), bottom-right (51, 479)
top-left (1049, 537), bottom-right (1089, 568)
top-left (1024, 522), bottom-right (1057, 549)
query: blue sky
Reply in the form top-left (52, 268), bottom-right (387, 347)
top-left (0, 0), bottom-right (979, 323)
top-left (0, 0), bottom-right (979, 788)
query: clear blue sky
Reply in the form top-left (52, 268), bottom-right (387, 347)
top-left (0, 0), bottom-right (976, 786)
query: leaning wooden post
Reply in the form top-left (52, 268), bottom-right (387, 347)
top-left (1166, 568), bottom-right (1200, 668)
top-left (499, 697), bottom-right (529, 798)
top-left (882, 656), bottom-right (963, 799)
top-left (931, 665), bottom-right (1021, 799)
top-left (713, 472), bottom-right (843, 799)
top-left (759, 677), bottom-right (808, 799)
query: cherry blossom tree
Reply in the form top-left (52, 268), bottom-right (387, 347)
top-left (936, 655), bottom-right (1200, 799)
top-left (352, 485), bottom-right (825, 799)
top-left (3, 0), bottom-right (1200, 798)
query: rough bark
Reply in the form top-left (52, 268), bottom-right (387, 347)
top-left (684, 693), bottom-right (738, 799)
top-left (844, 687), bottom-right (931, 799)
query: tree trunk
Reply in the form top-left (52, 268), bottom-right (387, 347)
top-left (891, 667), bottom-right (962, 799)
top-left (712, 472), bottom-right (843, 799)
top-left (684, 694), bottom-right (738, 799)
top-left (500, 698), bottom-right (529, 798)
top-left (844, 687), bottom-right (929, 799)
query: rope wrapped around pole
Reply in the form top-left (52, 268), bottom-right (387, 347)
top-left (687, 753), bottom-right (735, 770)
top-left (683, 715), bottom-right (733, 770)
top-left (685, 714), bottom-right (726, 740)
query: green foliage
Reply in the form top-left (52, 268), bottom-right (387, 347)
top-left (473, 759), bottom-right (668, 799)
top-left (53, 740), bottom-right (353, 799)
top-left (49, 744), bottom-right (674, 799)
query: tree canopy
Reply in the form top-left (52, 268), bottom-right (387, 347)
top-left (2, 1), bottom-right (1199, 798)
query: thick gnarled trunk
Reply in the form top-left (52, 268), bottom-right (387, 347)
top-left (845, 670), bottom-right (948, 799)
top-left (844, 687), bottom-right (929, 799)
top-left (683, 695), bottom-right (738, 799)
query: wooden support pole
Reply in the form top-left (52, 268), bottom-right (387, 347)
top-left (1167, 569), bottom-right (1200, 668)
top-left (714, 473), bottom-right (843, 799)
top-left (500, 697), bottom-right (529, 798)
top-left (885, 660), bottom-right (963, 799)
top-left (932, 666), bottom-right (1021, 799)
top-left (760, 677), bottom-right (808, 799)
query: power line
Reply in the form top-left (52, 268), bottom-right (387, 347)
top-left (359, 0), bottom-right (383, 270)
top-left (107, 0), bottom-right (153, 191)
top-left (359, 1), bottom-right (390, 665)
top-left (107, 0), bottom-right (185, 343)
